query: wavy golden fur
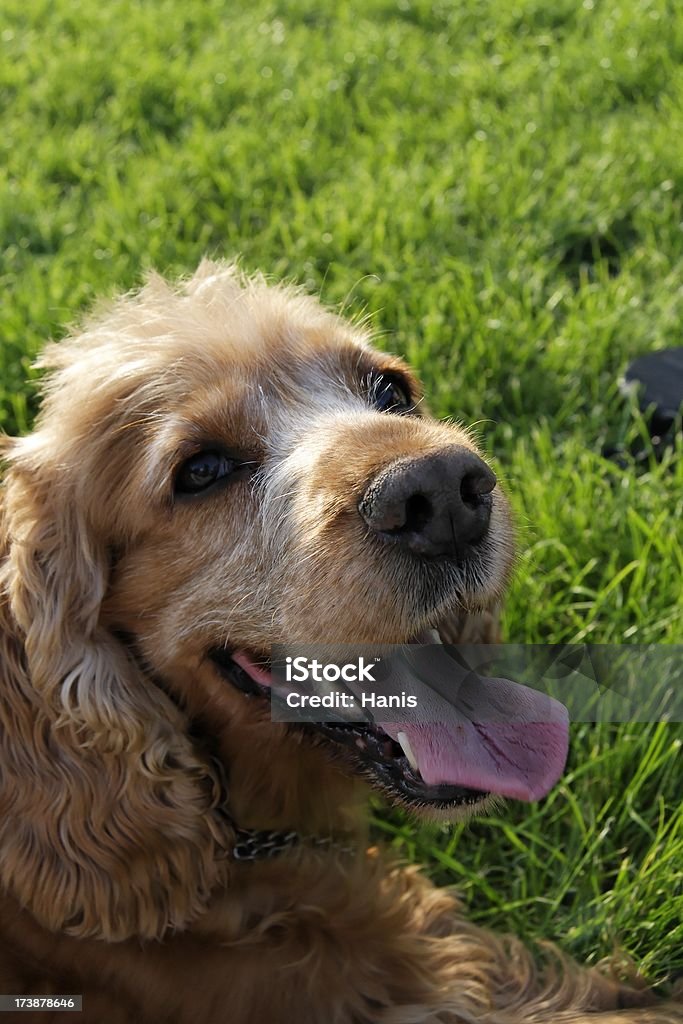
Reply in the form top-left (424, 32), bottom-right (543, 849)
top-left (0, 261), bottom-right (680, 1022)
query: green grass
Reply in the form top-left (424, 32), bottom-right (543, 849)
top-left (2, 0), bottom-right (682, 987)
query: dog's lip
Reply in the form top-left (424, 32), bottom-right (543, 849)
top-left (209, 646), bottom-right (269, 697)
top-left (208, 640), bottom-right (491, 810)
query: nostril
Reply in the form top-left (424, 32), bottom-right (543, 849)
top-left (460, 467), bottom-right (496, 508)
top-left (404, 492), bottom-right (433, 533)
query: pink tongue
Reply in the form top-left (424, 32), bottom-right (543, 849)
top-left (381, 676), bottom-right (569, 802)
top-left (232, 651), bottom-right (273, 687)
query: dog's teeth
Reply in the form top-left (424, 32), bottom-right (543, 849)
top-left (355, 737), bottom-right (367, 751)
top-left (397, 731), bottom-right (420, 774)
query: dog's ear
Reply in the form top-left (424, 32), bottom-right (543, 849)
top-left (0, 450), bottom-right (230, 941)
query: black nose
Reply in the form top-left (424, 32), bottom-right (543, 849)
top-left (358, 449), bottom-right (496, 560)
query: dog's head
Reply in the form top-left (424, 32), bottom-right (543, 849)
top-left (1, 262), bottom-right (565, 942)
top-left (80, 262), bottom-right (511, 645)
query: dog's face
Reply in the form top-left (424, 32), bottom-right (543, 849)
top-left (80, 264), bottom-right (511, 814)
top-left (10, 262), bottom-right (515, 820)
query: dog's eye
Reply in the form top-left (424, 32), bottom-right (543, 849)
top-left (369, 372), bottom-right (413, 414)
top-left (175, 451), bottom-right (238, 495)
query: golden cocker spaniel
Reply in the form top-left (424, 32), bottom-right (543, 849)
top-left (0, 261), bottom-right (679, 1023)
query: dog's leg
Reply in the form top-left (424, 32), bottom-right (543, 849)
top-left (379, 925), bottom-right (683, 1023)
top-left (129, 857), bottom-right (678, 1024)
top-left (414, 909), bottom-right (682, 1024)
top-left (350, 865), bottom-right (683, 1024)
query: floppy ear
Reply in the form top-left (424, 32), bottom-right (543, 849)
top-left (0, 453), bottom-right (231, 941)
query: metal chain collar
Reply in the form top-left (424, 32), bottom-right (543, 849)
top-left (231, 826), bottom-right (356, 863)
top-left (210, 757), bottom-right (356, 863)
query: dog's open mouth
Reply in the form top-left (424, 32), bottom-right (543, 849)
top-left (315, 719), bottom-right (489, 809)
top-left (210, 631), bottom-right (569, 812)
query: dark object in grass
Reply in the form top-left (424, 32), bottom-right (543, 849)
top-left (558, 217), bottom-right (638, 285)
top-left (603, 348), bottom-right (683, 465)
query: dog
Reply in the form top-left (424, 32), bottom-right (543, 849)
top-left (0, 261), bottom-right (679, 1023)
